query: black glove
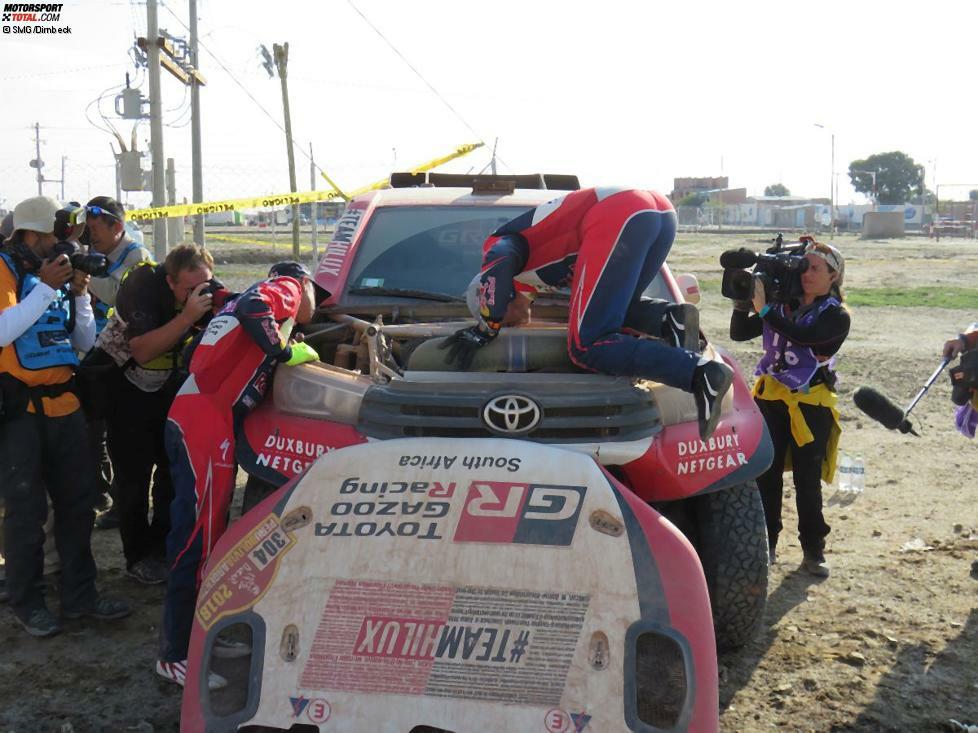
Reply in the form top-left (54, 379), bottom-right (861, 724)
top-left (439, 323), bottom-right (499, 370)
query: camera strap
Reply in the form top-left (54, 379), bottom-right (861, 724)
top-left (66, 284), bottom-right (76, 334)
top-left (0, 373), bottom-right (75, 419)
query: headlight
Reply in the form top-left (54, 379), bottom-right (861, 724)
top-left (273, 363), bottom-right (371, 425)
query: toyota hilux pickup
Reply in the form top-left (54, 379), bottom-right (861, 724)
top-left (235, 173), bottom-right (773, 652)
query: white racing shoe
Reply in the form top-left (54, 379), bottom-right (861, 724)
top-left (692, 357), bottom-right (734, 440)
top-left (156, 659), bottom-right (228, 690)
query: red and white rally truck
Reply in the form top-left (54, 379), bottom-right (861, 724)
top-left (238, 172), bottom-right (772, 647)
top-left (180, 173), bottom-right (774, 731)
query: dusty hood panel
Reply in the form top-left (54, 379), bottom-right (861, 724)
top-left (182, 438), bottom-right (718, 732)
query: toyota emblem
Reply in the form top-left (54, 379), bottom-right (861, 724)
top-left (482, 394), bottom-right (542, 434)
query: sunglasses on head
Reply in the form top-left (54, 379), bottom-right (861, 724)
top-left (71, 205), bottom-right (121, 227)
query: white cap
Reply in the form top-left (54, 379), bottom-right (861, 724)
top-left (13, 196), bottom-right (60, 234)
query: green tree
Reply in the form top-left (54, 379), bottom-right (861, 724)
top-left (764, 183), bottom-right (790, 197)
top-left (847, 151), bottom-right (924, 205)
top-left (969, 189), bottom-right (978, 202)
top-left (677, 192), bottom-right (707, 207)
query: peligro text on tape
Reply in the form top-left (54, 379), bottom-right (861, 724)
top-left (128, 189), bottom-right (343, 222)
top-left (126, 142), bottom-right (485, 222)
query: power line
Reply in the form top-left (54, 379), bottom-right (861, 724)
top-left (0, 63), bottom-right (126, 82)
top-left (85, 84), bottom-right (125, 139)
top-left (344, 0), bottom-right (491, 149)
top-left (157, 1), bottom-right (328, 175)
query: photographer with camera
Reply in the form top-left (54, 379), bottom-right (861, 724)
top-left (0, 196), bottom-right (130, 636)
top-left (83, 197), bottom-right (152, 330)
top-left (79, 197), bottom-right (152, 531)
top-left (96, 244), bottom-right (230, 586)
top-left (728, 237), bottom-right (850, 577)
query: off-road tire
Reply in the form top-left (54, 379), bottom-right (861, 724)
top-left (653, 480), bottom-right (769, 651)
top-left (694, 481), bottom-right (769, 651)
top-left (242, 474), bottom-right (279, 515)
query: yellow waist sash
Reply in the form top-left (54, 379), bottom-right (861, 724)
top-left (752, 373), bottom-right (841, 483)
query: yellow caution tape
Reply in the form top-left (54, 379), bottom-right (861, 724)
top-left (129, 142), bottom-right (485, 222)
top-left (320, 142), bottom-right (485, 193)
top-left (128, 188), bottom-right (344, 222)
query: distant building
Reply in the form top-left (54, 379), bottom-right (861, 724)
top-left (671, 176), bottom-right (729, 201)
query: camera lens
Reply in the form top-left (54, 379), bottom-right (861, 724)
top-left (69, 253), bottom-right (109, 277)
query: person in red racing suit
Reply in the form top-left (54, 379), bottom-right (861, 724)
top-left (156, 262), bottom-right (321, 689)
top-left (441, 187), bottom-right (734, 439)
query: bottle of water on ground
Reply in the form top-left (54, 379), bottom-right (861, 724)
top-left (837, 453), bottom-right (853, 493)
top-left (850, 455), bottom-right (865, 494)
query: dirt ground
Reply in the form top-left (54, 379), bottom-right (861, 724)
top-left (1, 232), bottom-right (976, 732)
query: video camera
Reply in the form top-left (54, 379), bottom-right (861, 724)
top-left (719, 233), bottom-right (810, 304)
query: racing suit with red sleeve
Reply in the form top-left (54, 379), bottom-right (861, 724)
top-left (477, 187), bottom-right (698, 389)
top-left (159, 276), bottom-right (302, 664)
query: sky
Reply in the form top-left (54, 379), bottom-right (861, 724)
top-left (0, 0), bottom-right (975, 212)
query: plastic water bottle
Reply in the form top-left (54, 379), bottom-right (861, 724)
top-left (837, 453), bottom-right (853, 493)
top-left (850, 456), bottom-right (865, 494)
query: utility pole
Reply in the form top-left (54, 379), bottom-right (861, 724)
top-left (273, 42), bottom-right (301, 261)
top-left (147, 0), bottom-right (168, 259)
top-left (189, 0), bottom-right (204, 245)
top-left (33, 122), bottom-right (43, 195)
top-left (814, 123), bottom-right (834, 238)
top-left (310, 142), bottom-right (318, 261)
top-left (113, 146), bottom-right (122, 202)
top-left (166, 158), bottom-right (182, 245)
top-left (829, 132), bottom-right (835, 238)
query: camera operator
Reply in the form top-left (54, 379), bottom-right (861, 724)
top-left (97, 244), bottom-right (228, 586)
top-left (0, 196), bottom-right (130, 636)
top-left (80, 197), bottom-right (152, 531)
top-left (730, 238), bottom-right (850, 577)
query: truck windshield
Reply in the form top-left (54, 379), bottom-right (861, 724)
top-left (344, 204), bottom-right (671, 303)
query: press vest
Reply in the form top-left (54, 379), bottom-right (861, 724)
top-left (755, 297), bottom-right (840, 391)
top-left (93, 240), bottom-right (141, 334)
top-left (0, 251), bottom-right (78, 371)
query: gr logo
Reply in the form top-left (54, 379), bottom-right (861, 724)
top-left (453, 481), bottom-right (586, 546)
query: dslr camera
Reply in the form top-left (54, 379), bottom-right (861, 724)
top-left (50, 240), bottom-right (109, 277)
top-left (50, 203), bottom-right (110, 277)
top-left (719, 233), bottom-right (810, 304)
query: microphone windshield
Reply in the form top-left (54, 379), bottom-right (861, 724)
top-left (853, 386), bottom-right (915, 433)
top-left (719, 248), bottom-right (758, 269)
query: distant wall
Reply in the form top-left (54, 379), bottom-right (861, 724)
top-left (862, 211), bottom-right (905, 238)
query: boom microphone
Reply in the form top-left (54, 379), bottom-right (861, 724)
top-left (719, 248), bottom-right (758, 269)
top-left (853, 386), bottom-right (918, 435)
